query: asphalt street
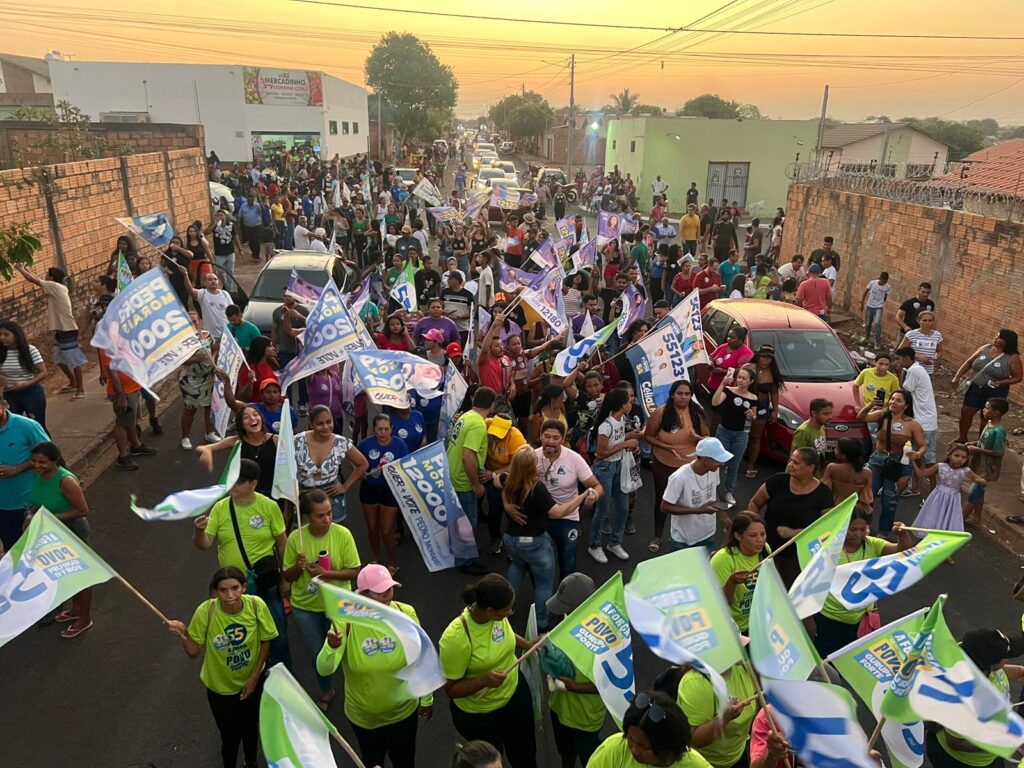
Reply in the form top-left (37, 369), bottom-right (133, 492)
top-left (3, 156), bottom-right (1023, 767)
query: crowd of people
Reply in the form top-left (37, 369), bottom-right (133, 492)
top-left (3, 143), bottom-right (1024, 768)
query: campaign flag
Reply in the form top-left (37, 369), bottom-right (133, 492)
top-left (346, 297), bottom-right (378, 352)
top-left (260, 664), bottom-right (339, 768)
top-left (344, 273), bottom-right (372, 316)
top-left (491, 186), bottom-right (521, 210)
top-left (91, 267), bottom-right (203, 391)
top-left (828, 609), bottom-right (929, 768)
top-left (580, 311), bottom-right (595, 339)
top-left (211, 330), bottom-right (246, 439)
top-left (285, 269), bottom-right (324, 308)
top-left (465, 188), bottom-right (491, 220)
top-left (0, 508), bottom-right (117, 647)
top-left (319, 582), bottom-right (444, 697)
top-left (881, 596), bottom-right (1024, 755)
top-left (438, 361), bottom-right (468, 444)
top-left (829, 531), bottom-right (971, 611)
top-left (555, 215), bottom-right (576, 241)
top-left (525, 604), bottom-right (543, 722)
top-left (552, 235), bottom-right (573, 267)
top-left (625, 319), bottom-right (689, 417)
top-left (279, 280), bottom-right (371, 391)
top-left (665, 287), bottom-right (710, 366)
top-left (496, 259), bottom-right (539, 293)
top-left (271, 399), bottom-right (299, 507)
top-left (749, 558), bottom-right (822, 680)
top-left (519, 191), bottom-right (538, 206)
top-left (570, 237), bottom-right (599, 275)
top-left (349, 350), bottom-right (443, 409)
top-left (619, 216), bottom-right (639, 235)
top-left (553, 322), bottom-right (616, 377)
top-left (428, 206), bottom-right (461, 224)
top-left (763, 679), bottom-right (878, 768)
top-left (616, 282), bottom-right (649, 338)
top-left (115, 212), bottom-right (175, 248)
top-left (382, 441), bottom-right (478, 571)
top-left (478, 306), bottom-right (493, 336)
top-left (530, 238), bottom-right (558, 270)
top-left (520, 267), bottom-right (567, 334)
top-left (116, 253), bottom-right (133, 292)
top-left (411, 178), bottom-right (443, 207)
top-left (390, 270), bottom-right (417, 313)
top-left (597, 210), bottom-right (623, 244)
top-left (548, 573), bottom-right (635, 725)
top-left (788, 495), bottom-right (856, 619)
top-left (132, 443), bottom-right (242, 521)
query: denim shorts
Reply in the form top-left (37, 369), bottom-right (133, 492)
top-left (967, 482), bottom-right (986, 503)
top-left (923, 430), bottom-right (937, 465)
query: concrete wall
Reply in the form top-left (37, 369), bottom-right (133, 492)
top-left (0, 147), bottom-right (210, 349)
top-left (320, 74), bottom-right (369, 159)
top-left (783, 182), bottom-right (1024, 403)
top-left (605, 117), bottom-right (815, 213)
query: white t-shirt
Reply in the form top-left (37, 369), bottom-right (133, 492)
top-left (771, 225), bottom-right (783, 247)
top-left (778, 263), bottom-right (806, 284)
top-left (0, 344), bottom-right (43, 384)
top-left (823, 265), bottom-right (837, 289)
top-left (664, 462), bottom-right (719, 545)
top-left (41, 280), bottom-right (78, 332)
top-left (902, 363), bottom-right (938, 431)
top-left (196, 288), bottom-right (231, 339)
top-left (865, 280), bottom-right (891, 309)
top-left (413, 230), bottom-right (429, 255)
top-left (477, 267), bottom-right (495, 308)
top-left (652, 179), bottom-right (668, 195)
top-left (309, 239), bottom-right (328, 254)
top-left (597, 415), bottom-right (627, 463)
top-left (294, 225), bottom-right (311, 250)
top-left (535, 446), bottom-right (594, 521)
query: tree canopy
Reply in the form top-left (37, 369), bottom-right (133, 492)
top-left (678, 93), bottom-right (762, 120)
top-left (606, 89), bottom-right (641, 115)
top-left (489, 92), bottom-right (553, 138)
top-left (899, 117), bottom-right (986, 161)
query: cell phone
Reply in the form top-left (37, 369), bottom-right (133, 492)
top-left (725, 367), bottom-right (736, 381)
top-left (875, 388), bottom-right (885, 402)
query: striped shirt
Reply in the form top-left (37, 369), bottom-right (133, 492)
top-left (1, 344), bottom-right (43, 384)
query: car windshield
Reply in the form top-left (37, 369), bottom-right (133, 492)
top-left (395, 169), bottom-right (417, 181)
top-left (750, 329), bottom-right (859, 382)
top-left (488, 179), bottom-right (512, 188)
top-left (479, 169), bottom-right (504, 178)
top-left (251, 266), bottom-right (327, 301)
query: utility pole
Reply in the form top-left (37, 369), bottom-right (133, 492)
top-left (377, 92), bottom-right (383, 160)
top-left (522, 83), bottom-right (526, 96)
top-left (567, 54), bottom-right (575, 182)
top-left (815, 84), bottom-right (829, 171)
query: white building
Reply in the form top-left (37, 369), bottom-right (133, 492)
top-left (820, 123), bottom-right (950, 178)
top-left (48, 60), bottom-right (368, 162)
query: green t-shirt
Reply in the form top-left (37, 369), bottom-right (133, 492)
top-left (283, 523), bottom-right (361, 613)
top-left (710, 546), bottom-right (770, 632)
top-left (439, 608), bottom-right (518, 713)
top-left (937, 670), bottom-right (1010, 766)
top-left (316, 600), bottom-right (433, 728)
top-left (229, 320), bottom-right (262, 351)
top-left (630, 242), bottom-right (650, 275)
top-left (790, 420), bottom-right (826, 477)
top-left (359, 302), bottom-right (381, 324)
top-left (820, 536), bottom-right (888, 624)
top-left (677, 665), bottom-right (757, 768)
top-left (187, 595), bottom-right (279, 695)
top-left (588, 734), bottom-right (714, 768)
top-left (548, 644), bottom-right (606, 733)
top-left (205, 493), bottom-right (286, 573)
top-left (446, 411), bottom-right (488, 492)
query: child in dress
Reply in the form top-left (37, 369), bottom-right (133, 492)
top-left (910, 443), bottom-right (986, 546)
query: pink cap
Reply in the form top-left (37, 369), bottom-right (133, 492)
top-left (356, 564), bottom-right (402, 594)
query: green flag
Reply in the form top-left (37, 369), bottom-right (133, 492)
top-left (116, 252), bottom-right (134, 292)
top-left (260, 664), bottom-right (339, 768)
top-left (131, 443), bottom-right (241, 521)
top-left (748, 557), bottom-right (822, 680)
top-left (0, 508), bottom-right (117, 647)
top-left (789, 494), bottom-right (856, 619)
top-left (795, 494), bottom-right (857, 568)
top-left (547, 573), bottom-right (634, 725)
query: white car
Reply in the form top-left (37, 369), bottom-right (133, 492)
top-left (393, 167), bottom-right (418, 189)
top-left (476, 142), bottom-right (497, 154)
top-left (490, 160), bottom-right (517, 179)
top-left (473, 151), bottom-right (498, 170)
top-left (475, 167), bottom-right (507, 188)
top-left (209, 181), bottom-right (234, 207)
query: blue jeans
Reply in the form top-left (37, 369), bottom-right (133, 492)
top-left (714, 425), bottom-right (750, 494)
top-left (213, 252), bottom-right (236, 290)
top-left (669, 535), bottom-right (715, 552)
top-left (456, 489), bottom-right (480, 566)
top-left (284, 221), bottom-right (295, 250)
top-left (591, 460), bottom-right (629, 548)
top-left (547, 517), bottom-right (580, 576)
top-left (4, 382), bottom-right (46, 434)
top-left (868, 451), bottom-right (910, 534)
top-left (257, 584), bottom-right (293, 670)
top-left (292, 607), bottom-right (333, 693)
top-left (503, 532), bottom-right (556, 630)
top-left (864, 306), bottom-right (883, 345)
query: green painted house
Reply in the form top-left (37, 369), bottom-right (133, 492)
top-left (603, 117), bottom-right (818, 216)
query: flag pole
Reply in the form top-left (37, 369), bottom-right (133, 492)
top-left (330, 728), bottom-right (368, 768)
top-left (866, 716), bottom-right (886, 751)
top-left (741, 659), bottom-right (781, 737)
top-left (504, 635), bottom-right (550, 674)
top-left (747, 536), bottom-right (800, 572)
top-left (295, 479), bottom-right (304, 550)
top-left (116, 574), bottom-right (171, 625)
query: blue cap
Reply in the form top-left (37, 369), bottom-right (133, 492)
top-left (809, 263), bottom-right (823, 274)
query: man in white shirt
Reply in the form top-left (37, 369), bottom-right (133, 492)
top-left (860, 271), bottom-right (891, 349)
top-left (293, 216), bottom-right (312, 250)
top-left (651, 175), bottom-right (669, 206)
top-left (183, 270), bottom-right (232, 339)
top-left (777, 254), bottom-right (807, 286)
top-left (661, 437), bottom-right (733, 552)
top-left (654, 217), bottom-right (677, 250)
top-left (309, 228), bottom-right (329, 254)
top-left (895, 347), bottom-right (939, 492)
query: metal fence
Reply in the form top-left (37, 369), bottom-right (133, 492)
top-left (784, 162), bottom-right (1024, 223)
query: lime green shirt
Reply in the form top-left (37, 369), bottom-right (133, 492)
top-left (711, 546), bottom-right (770, 632)
top-left (790, 420), bottom-right (826, 477)
top-left (283, 523), bottom-right (361, 613)
top-left (446, 411), bottom-right (488, 492)
top-left (315, 600), bottom-right (433, 728)
top-left (678, 665), bottom-right (757, 768)
top-left (820, 536), bottom-right (888, 624)
top-left (187, 595), bottom-right (279, 695)
top-left (588, 734), bottom-right (714, 768)
top-left (439, 608), bottom-right (518, 713)
top-left (205, 493), bottom-right (285, 573)
top-left (937, 670), bottom-right (1010, 766)
top-left (548, 652), bottom-right (606, 733)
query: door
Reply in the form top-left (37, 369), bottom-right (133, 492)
top-left (706, 162), bottom-right (750, 207)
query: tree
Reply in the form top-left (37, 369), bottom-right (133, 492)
top-left (631, 104), bottom-right (664, 116)
top-left (966, 118), bottom-right (999, 136)
top-left (737, 103), bottom-right (764, 120)
top-left (607, 89), bottom-right (640, 115)
top-left (900, 117), bottom-right (986, 161)
top-left (365, 33), bottom-right (458, 144)
top-left (8, 100), bottom-right (112, 164)
top-left (677, 93), bottom-right (761, 120)
top-left (1002, 125), bottom-right (1024, 140)
top-left (0, 223), bottom-right (40, 281)
top-left (489, 92), bottom-right (552, 134)
top-left (507, 103), bottom-right (550, 139)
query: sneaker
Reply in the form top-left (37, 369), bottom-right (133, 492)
top-left (725, 493), bottom-right (736, 507)
top-left (588, 546), bottom-right (608, 564)
top-left (900, 487), bottom-right (920, 498)
top-left (607, 544), bottom-right (630, 561)
top-left (116, 456), bottom-right (139, 471)
top-left (488, 539), bottom-right (503, 556)
top-left (205, 432), bottom-right (220, 443)
top-left (180, 438), bottom-right (193, 451)
top-left (298, 405), bottom-right (309, 417)
top-left (625, 521), bottom-right (637, 535)
top-left (130, 444), bottom-right (157, 456)
top-left (149, 416), bottom-right (163, 435)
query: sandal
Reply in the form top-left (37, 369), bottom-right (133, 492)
top-left (648, 539), bottom-right (661, 553)
top-left (54, 609), bottom-right (79, 624)
top-left (745, 469), bottom-right (758, 479)
top-left (61, 620), bottom-right (93, 638)
top-left (1007, 515), bottom-right (1024, 525)
top-left (57, 385), bottom-right (76, 394)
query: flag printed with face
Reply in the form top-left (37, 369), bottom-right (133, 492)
top-left (211, 330), bottom-right (246, 439)
top-left (547, 573), bottom-right (635, 726)
top-left (319, 583), bottom-right (445, 697)
top-left (616, 281), bottom-right (649, 338)
top-left (570, 237), bottom-right (599, 275)
top-left (764, 679), bottom-right (879, 768)
top-left (881, 596), bottom-right (1024, 756)
top-left (530, 238), bottom-right (558, 270)
top-left (271, 399), bottom-right (299, 507)
top-left (285, 269), bottom-right (324, 308)
top-left (411, 178), bottom-right (444, 207)
top-left (828, 609), bottom-right (929, 768)
top-left (496, 259), bottom-right (539, 293)
top-left (278, 280), bottom-right (371, 391)
top-left (553, 323), bottom-right (617, 378)
top-left (438, 361), bottom-right (468, 444)
top-left (625, 320), bottom-right (689, 417)
top-left (491, 186), bottom-right (521, 210)
top-left (132, 443), bottom-right (242, 521)
top-left (116, 253), bottom-right (133, 292)
top-left (91, 267), bottom-right (203, 391)
top-left (260, 664), bottom-right (339, 768)
top-left (115, 212), bottom-right (175, 248)
top-left (749, 558), bottom-right (822, 680)
top-left (344, 273), bottom-right (372, 315)
top-left (427, 206), bottom-right (461, 224)
top-left (665, 287), bottom-right (710, 366)
top-left (830, 532), bottom-right (971, 611)
top-left (348, 350), bottom-right (443, 409)
top-left (556, 215), bottom-right (576, 240)
top-left (0, 509), bottom-right (117, 647)
top-left (597, 211), bottom-right (622, 244)
top-left (552, 235), bottom-right (573, 265)
top-left (788, 495), bottom-right (856, 619)
top-left (520, 267), bottom-right (567, 334)
top-left (465, 188), bottom-right (491, 221)
top-left (382, 441), bottom-right (478, 571)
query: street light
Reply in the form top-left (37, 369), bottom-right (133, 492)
top-left (590, 121), bottom-right (600, 131)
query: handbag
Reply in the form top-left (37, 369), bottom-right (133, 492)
top-left (228, 498), bottom-right (280, 594)
top-left (957, 353), bottom-right (1006, 396)
top-left (620, 448), bottom-right (642, 494)
top-left (857, 608), bottom-right (882, 637)
top-left (881, 418), bottom-right (905, 481)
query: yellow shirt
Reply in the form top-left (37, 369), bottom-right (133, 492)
top-left (271, 202), bottom-right (285, 222)
top-left (485, 418), bottom-right (527, 471)
top-left (681, 213), bottom-right (701, 241)
top-left (854, 369), bottom-right (900, 406)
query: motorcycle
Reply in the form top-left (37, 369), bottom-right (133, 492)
top-left (554, 181), bottom-right (578, 204)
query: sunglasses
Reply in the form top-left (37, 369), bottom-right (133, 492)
top-left (633, 693), bottom-right (667, 723)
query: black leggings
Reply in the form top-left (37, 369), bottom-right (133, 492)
top-left (206, 681), bottom-right (262, 768)
top-left (351, 708), bottom-right (419, 768)
top-left (450, 673), bottom-right (537, 768)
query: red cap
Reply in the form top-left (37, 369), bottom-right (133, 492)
top-left (446, 342), bottom-right (463, 358)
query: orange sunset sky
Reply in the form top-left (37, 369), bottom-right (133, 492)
top-left (5, 0), bottom-right (1024, 124)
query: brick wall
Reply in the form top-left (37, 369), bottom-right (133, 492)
top-left (0, 147), bottom-right (211, 353)
top-left (0, 122), bottom-right (205, 170)
top-left (782, 183), bottom-right (1024, 403)
top-left (548, 126), bottom-right (605, 168)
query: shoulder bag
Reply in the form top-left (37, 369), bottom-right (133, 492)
top-left (880, 418), bottom-right (904, 482)
top-left (229, 498), bottom-right (280, 594)
top-left (956, 352), bottom-right (1006, 396)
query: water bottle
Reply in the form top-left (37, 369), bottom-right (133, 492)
top-left (318, 550), bottom-right (331, 571)
top-left (901, 441), bottom-right (913, 465)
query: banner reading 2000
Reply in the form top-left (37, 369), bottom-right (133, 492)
top-left (243, 67), bottom-right (323, 106)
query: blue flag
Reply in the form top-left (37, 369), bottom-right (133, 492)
top-left (625, 320), bottom-right (689, 417)
top-left (348, 350), bottom-right (443, 409)
top-left (616, 282), bottom-right (649, 337)
top-left (115, 212), bottom-right (175, 248)
top-left (496, 259), bottom-right (540, 293)
top-left (553, 323), bottom-right (616, 377)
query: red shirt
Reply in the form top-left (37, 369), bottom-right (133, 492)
top-left (672, 270), bottom-right (697, 297)
top-left (796, 276), bottom-right (833, 315)
top-left (478, 354), bottom-right (513, 398)
top-left (505, 225), bottom-right (525, 256)
top-left (695, 269), bottom-right (722, 307)
top-left (237, 361), bottom-right (278, 396)
top-left (706, 342), bottom-right (754, 391)
top-left (376, 333), bottom-right (412, 352)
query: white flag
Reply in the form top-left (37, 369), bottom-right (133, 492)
top-left (272, 398), bottom-right (299, 506)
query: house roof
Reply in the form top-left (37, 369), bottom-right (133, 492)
top-left (0, 53), bottom-right (50, 79)
top-left (822, 122), bottom-right (951, 149)
top-left (933, 139), bottom-right (1024, 194)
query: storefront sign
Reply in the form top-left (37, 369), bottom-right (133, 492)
top-left (243, 67), bottom-right (323, 106)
